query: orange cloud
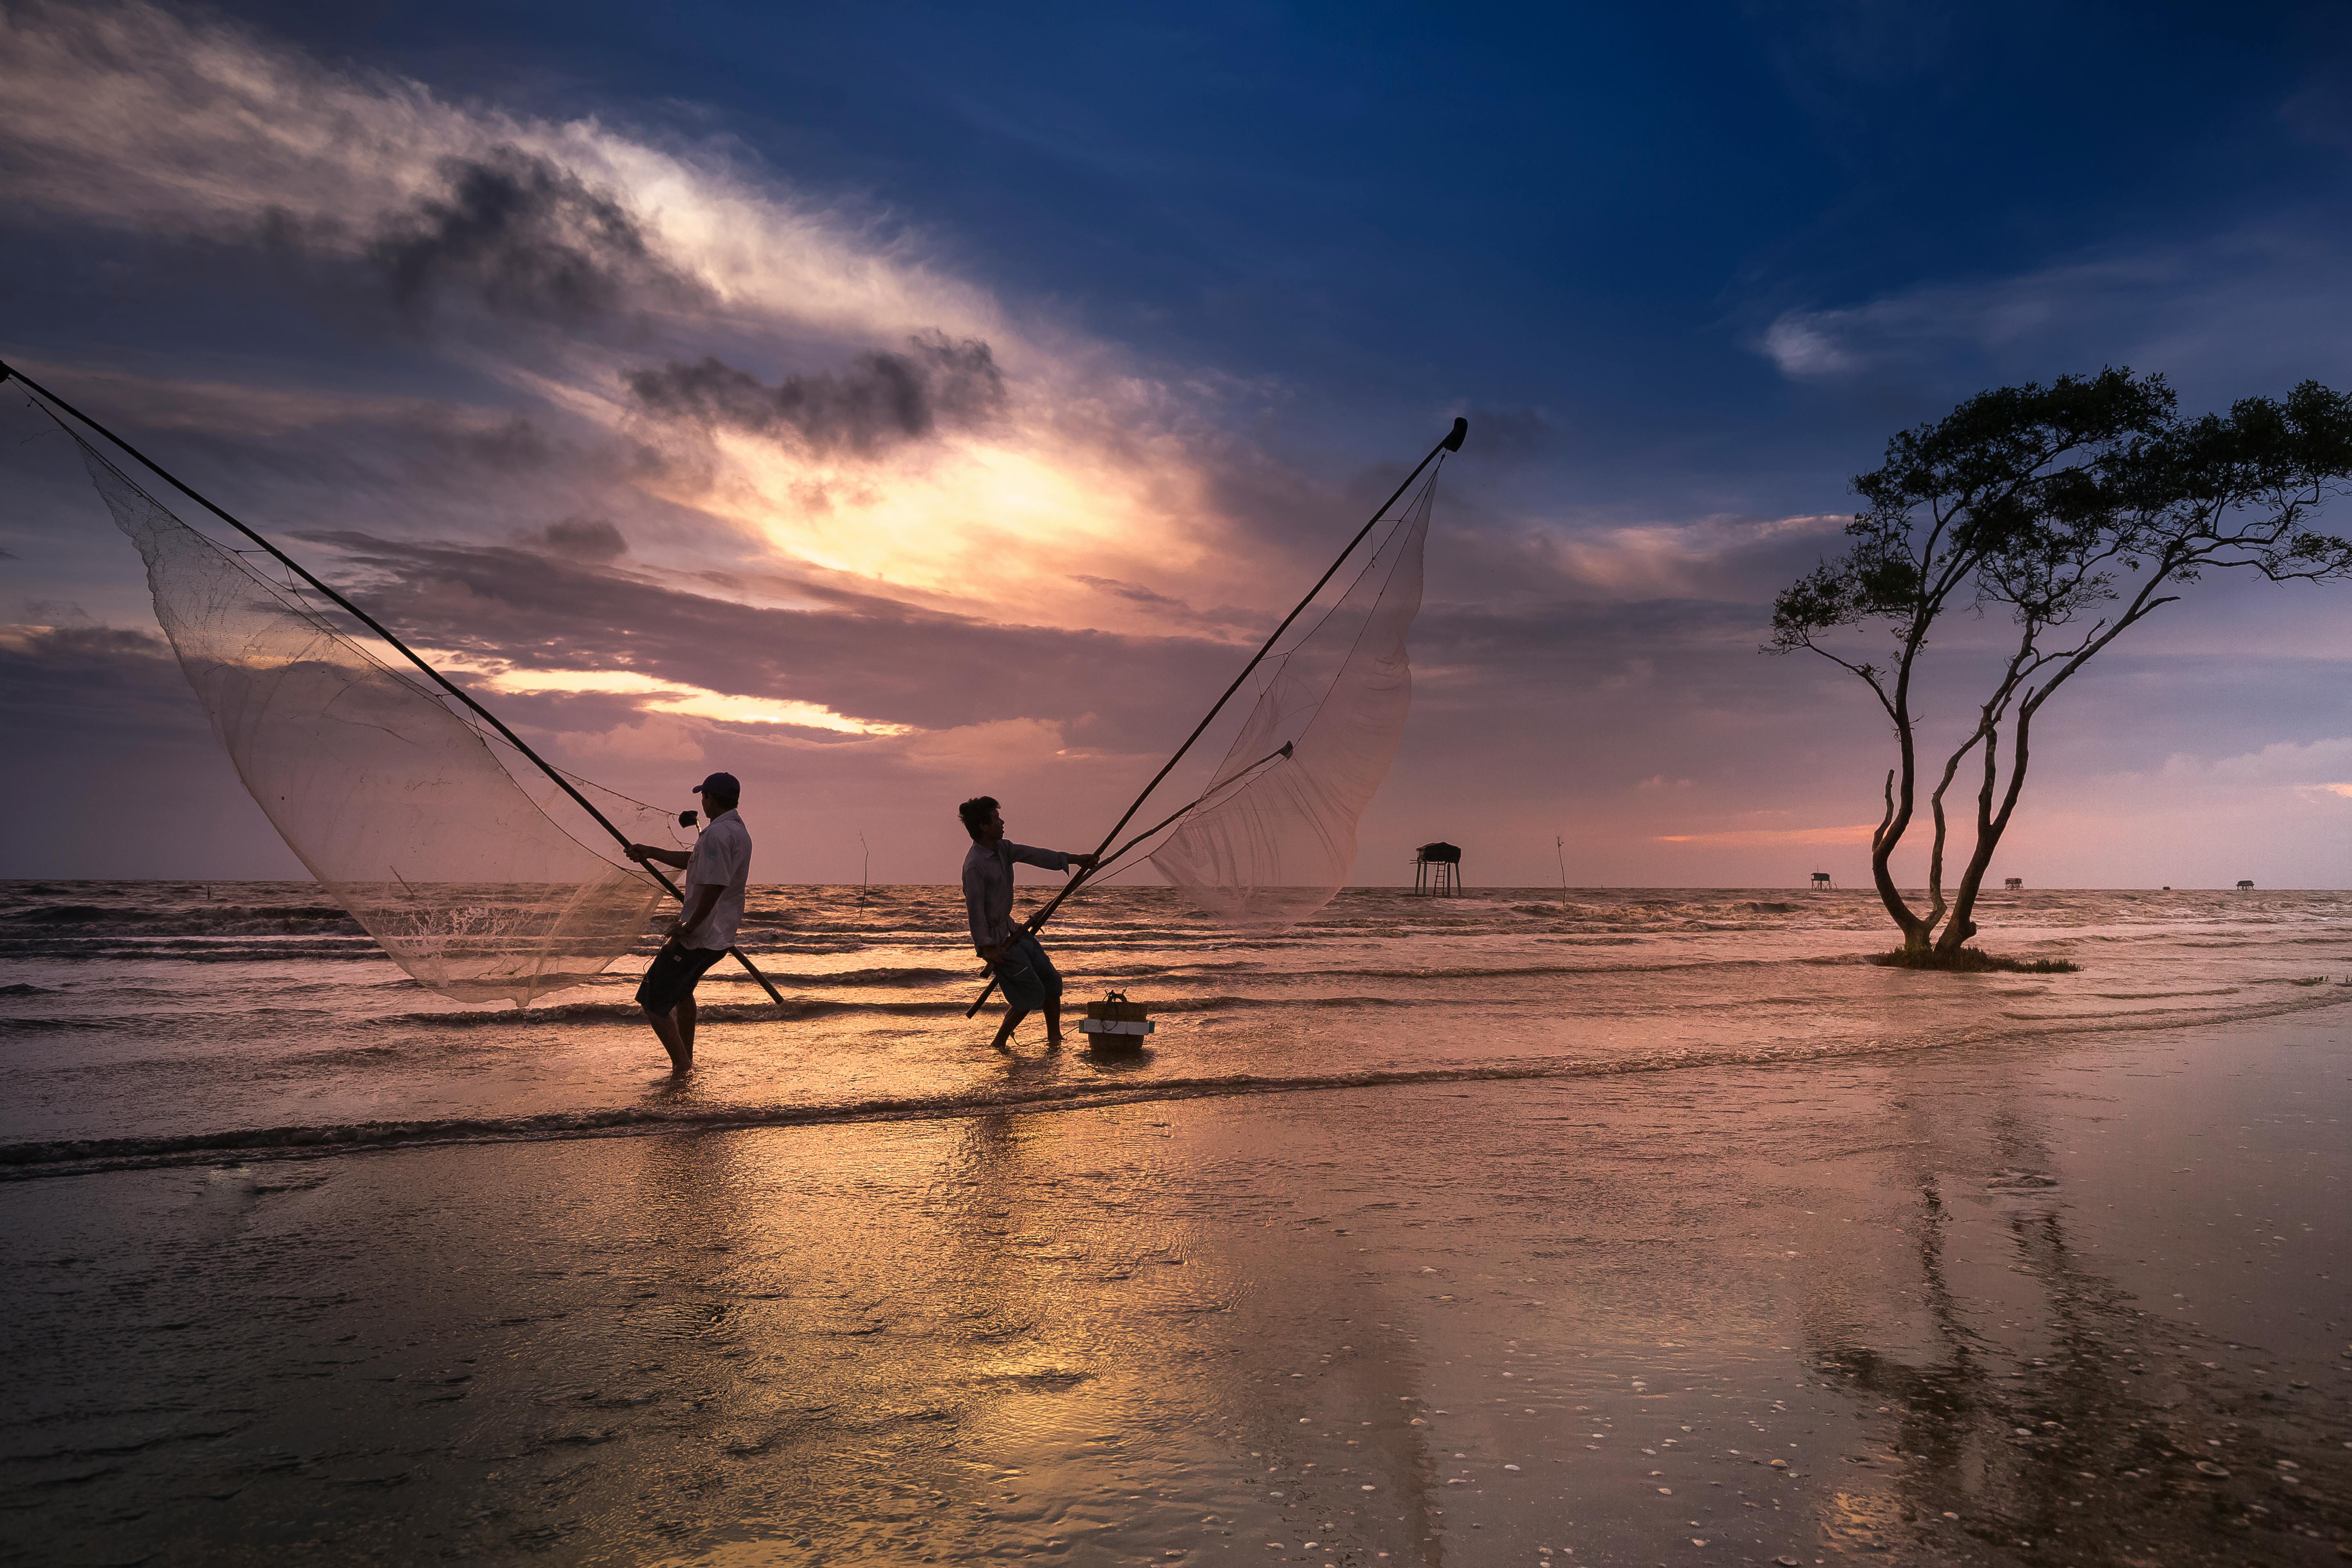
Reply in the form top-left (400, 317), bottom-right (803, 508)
top-left (1653, 824), bottom-right (1877, 847)
top-left (486, 669), bottom-right (910, 736)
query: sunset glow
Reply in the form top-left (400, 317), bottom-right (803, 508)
top-left (650, 426), bottom-right (1244, 630)
top-left (486, 669), bottom-right (910, 736)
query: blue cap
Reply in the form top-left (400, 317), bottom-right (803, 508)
top-left (690, 772), bottom-right (740, 796)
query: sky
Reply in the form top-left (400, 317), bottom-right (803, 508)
top-left (4, 0), bottom-right (2352, 888)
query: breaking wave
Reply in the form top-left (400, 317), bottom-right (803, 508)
top-left (6, 984), bottom-right (2346, 1180)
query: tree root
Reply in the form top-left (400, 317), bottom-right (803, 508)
top-left (1867, 947), bottom-right (2080, 974)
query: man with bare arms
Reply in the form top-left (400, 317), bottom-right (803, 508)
top-left (958, 795), bottom-right (1095, 1053)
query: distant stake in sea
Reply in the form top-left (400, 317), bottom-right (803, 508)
top-left (1413, 842), bottom-right (1462, 898)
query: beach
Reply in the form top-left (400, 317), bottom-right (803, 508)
top-left (2, 885), bottom-right (2348, 1565)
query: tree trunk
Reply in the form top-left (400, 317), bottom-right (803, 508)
top-left (1874, 628), bottom-right (1937, 956)
top-left (1935, 711), bottom-right (2035, 958)
top-left (1869, 769), bottom-right (1933, 954)
top-left (1874, 859), bottom-right (1933, 955)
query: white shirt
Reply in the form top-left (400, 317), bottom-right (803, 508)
top-left (679, 809), bottom-right (752, 951)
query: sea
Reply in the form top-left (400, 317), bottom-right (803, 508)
top-left (7, 879), bottom-right (2350, 1177)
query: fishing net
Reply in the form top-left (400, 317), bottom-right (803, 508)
top-left (1147, 469), bottom-right (1434, 926)
top-left (74, 439), bottom-right (668, 1004)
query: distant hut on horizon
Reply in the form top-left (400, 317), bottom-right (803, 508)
top-left (1414, 842), bottom-right (1462, 898)
top-left (1809, 871), bottom-right (1831, 892)
top-left (2237, 879), bottom-right (2255, 891)
top-left (2004, 876), bottom-right (2023, 891)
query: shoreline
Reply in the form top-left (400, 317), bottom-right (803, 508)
top-left (8, 980), bottom-right (2349, 1183)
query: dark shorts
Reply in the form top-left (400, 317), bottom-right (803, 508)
top-left (993, 929), bottom-right (1062, 1011)
top-left (637, 942), bottom-right (726, 1013)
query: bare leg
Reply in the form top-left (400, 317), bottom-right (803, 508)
top-left (644, 1004), bottom-right (692, 1072)
top-left (677, 993), bottom-right (697, 1057)
top-left (989, 1006), bottom-right (1030, 1053)
top-left (1042, 999), bottom-right (1064, 1049)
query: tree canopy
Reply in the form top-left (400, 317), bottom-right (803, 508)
top-left (1771, 369), bottom-right (2352, 959)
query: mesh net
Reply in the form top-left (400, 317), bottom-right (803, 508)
top-left (1147, 468), bottom-right (1434, 926)
top-left (76, 438), bottom-right (668, 1004)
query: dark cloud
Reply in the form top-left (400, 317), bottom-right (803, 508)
top-left (294, 531), bottom-right (1231, 751)
top-left (1067, 574), bottom-right (1261, 633)
top-left (367, 146), bottom-right (691, 324)
top-left (626, 332), bottom-right (1006, 454)
top-left (458, 415), bottom-right (556, 468)
top-left (524, 518), bottom-right (628, 562)
top-left (0, 624), bottom-right (204, 739)
top-left (3, 622), bottom-right (172, 662)
top-left (1069, 574), bottom-right (1185, 608)
top-left (254, 205), bottom-right (353, 259)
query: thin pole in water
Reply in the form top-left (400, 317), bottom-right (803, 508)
top-left (2, 359), bottom-right (787, 1007)
top-left (858, 831), bottom-right (870, 903)
top-left (964, 418), bottom-right (1468, 1018)
top-left (1557, 834), bottom-right (1568, 909)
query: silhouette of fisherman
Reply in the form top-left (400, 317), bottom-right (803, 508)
top-left (959, 795), bottom-right (1096, 1053)
top-left (626, 772), bottom-right (752, 1072)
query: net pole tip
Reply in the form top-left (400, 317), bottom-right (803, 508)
top-left (1443, 416), bottom-right (1468, 452)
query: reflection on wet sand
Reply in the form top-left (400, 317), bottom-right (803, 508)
top-left (1795, 1070), bottom-right (2348, 1564)
top-left (909, 1087), bottom-right (1448, 1563)
top-left (0, 1016), bottom-right (2344, 1565)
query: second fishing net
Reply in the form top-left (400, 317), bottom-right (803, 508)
top-left (1147, 470), bottom-right (1434, 927)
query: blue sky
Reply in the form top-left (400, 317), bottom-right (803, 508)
top-left (5, 0), bottom-right (2352, 886)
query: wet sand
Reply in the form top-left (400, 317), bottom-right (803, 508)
top-left (4, 1009), bottom-right (2347, 1566)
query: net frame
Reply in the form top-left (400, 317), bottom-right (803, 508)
top-left (1144, 467), bottom-right (1435, 925)
top-left (72, 434), bottom-right (671, 1004)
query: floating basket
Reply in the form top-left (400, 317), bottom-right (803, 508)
top-left (1078, 989), bottom-right (1154, 1048)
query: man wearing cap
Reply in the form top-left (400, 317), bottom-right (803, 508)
top-left (626, 772), bottom-right (751, 1071)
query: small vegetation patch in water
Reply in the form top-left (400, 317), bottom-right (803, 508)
top-left (1867, 947), bottom-right (2080, 974)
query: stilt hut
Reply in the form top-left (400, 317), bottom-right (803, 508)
top-left (1413, 842), bottom-right (1462, 897)
top-left (1809, 871), bottom-right (1831, 891)
top-left (2003, 876), bottom-right (2023, 891)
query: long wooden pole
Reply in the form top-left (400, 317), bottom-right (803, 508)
top-left (964, 417), bottom-right (1466, 1017)
top-left (2, 359), bottom-right (786, 1007)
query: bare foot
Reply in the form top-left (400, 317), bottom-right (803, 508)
top-left (666, 1049), bottom-right (693, 1073)
top-left (1044, 1034), bottom-right (1064, 1051)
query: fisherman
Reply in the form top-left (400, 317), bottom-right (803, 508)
top-left (959, 795), bottom-right (1097, 1053)
top-left (625, 772), bottom-right (752, 1072)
